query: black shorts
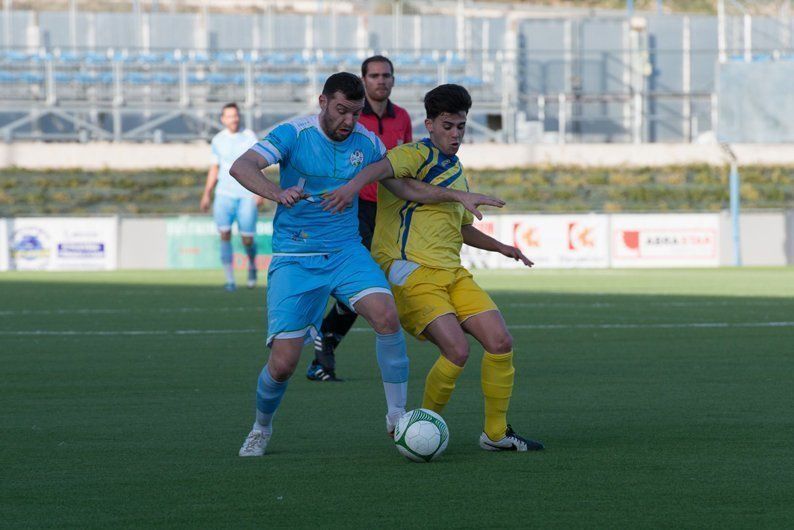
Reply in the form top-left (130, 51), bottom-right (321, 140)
top-left (358, 198), bottom-right (377, 250)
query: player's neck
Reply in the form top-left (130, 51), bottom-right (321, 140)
top-left (367, 97), bottom-right (389, 118)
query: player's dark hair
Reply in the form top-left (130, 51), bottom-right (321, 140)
top-left (322, 72), bottom-right (365, 101)
top-left (424, 84), bottom-right (472, 120)
top-left (221, 102), bottom-right (239, 114)
top-left (361, 55), bottom-right (394, 77)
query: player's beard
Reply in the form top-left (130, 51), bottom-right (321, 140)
top-left (320, 113), bottom-right (351, 142)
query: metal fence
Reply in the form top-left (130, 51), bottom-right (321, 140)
top-left (1, 7), bottom-right (792, 143)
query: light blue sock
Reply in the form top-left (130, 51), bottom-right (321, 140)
top-left (376, 330), bottom-right (409, 422)
top-left (244, 242), bottom-right (257, 271)
top-left (255, 364), bottom-right (288, 431)
top-left (220, 240), bottom-right (234, 284)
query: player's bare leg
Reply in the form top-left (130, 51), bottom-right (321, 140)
top-left (239, 336), bottom-right (304, 457)
top-left (421, 314), bottom-right (469, 414)
top-left (462, 310), bottom-right (544, 451)
top-left (354, 293), bottom-right (409, 434)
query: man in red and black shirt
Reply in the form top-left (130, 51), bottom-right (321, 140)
top-left (307, 55), bottom-right (413, 382)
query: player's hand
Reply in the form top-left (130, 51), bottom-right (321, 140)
top-left (455, 191), bottom-right (505, 220)
top-left (277, 186), bottom-right (306, 207)
top-left (255, 196), bottom-right (265, 208)
top-left (322, 182), bottom-right (358, 214)
top-left (499, 244), bottom-right (533, 268)
top-left (200, 193), bottom-right (211, 212)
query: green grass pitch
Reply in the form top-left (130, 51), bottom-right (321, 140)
top-left (2, 268), bottom-right (793, 528)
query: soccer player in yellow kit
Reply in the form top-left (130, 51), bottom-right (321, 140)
top-left (324, 84), bottom-right (543, 451)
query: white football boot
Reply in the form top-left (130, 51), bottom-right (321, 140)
top-left (386, 410), bottom-right (405, 438)
top-left (238, 428), bottom-right (271, 457)
top-left (479, 425), bottom-right (544, 452)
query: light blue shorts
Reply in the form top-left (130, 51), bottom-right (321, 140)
top-left (213, 194), bottom-right (258, 236)
top-left (265, 245), bottom-right (392, 346)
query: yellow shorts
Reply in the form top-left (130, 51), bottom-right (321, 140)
top-left (386, 263), bottom-right (498, 339)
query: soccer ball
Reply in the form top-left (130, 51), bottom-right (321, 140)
top-left (393, 409), bottom-right (449, 463)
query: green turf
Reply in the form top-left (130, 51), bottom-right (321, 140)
top-left (2, 269), bottom-right (793, 528)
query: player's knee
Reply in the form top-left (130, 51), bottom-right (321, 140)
top-left (369, 303), bottom-right (400, 334)
top-left (268, 357), bottom-right (296, 381)
top-left (242, 236), bottom-right (253, 246)
top-left (487, 330), bottom-right (513, 354)
top-left (444, 341), bottom-right (470, 366)
top-left (220, 231), bottom-right (232, 241)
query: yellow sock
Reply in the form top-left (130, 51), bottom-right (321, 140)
top-left (481, 351), bottom-right (515, 441)
top-left (422, 355), bottom-right (464, 414)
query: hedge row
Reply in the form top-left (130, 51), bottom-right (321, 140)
top-left (1, 165), bottom-right (793, 216)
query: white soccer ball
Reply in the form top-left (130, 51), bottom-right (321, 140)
top-left (393, 408), bottom-right (449, 463)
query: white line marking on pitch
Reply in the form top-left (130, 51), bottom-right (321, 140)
top-left (2, 299), bottom-right (791, 317)
top-left (2, 322), bottom-right (794, 337)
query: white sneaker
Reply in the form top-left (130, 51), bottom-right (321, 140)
top-left (239, 429), bottom-right (270, 457)
top-left (478, 425), bottom-right (544, 452)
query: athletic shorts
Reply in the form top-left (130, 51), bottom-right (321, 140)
top-left (266, 244), bottom-right (392, 346)
top-left (213, 194), bottom-right (258, 236)
top-left (385, 261), bottom-right (498, 339)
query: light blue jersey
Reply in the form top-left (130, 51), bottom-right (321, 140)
top-left (211, 128), bottom-right (259, 198)
top-left (252, 115), bottom-right (385, 254)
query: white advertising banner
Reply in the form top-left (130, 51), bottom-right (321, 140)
top-left (0, 219), bottom-right (9, 271)
top-left (509, 214), bottom-right (610, 269)
top-left (460, 217), bottom-right (504, 269)
top-left (610, 214), bottom-right (720, 268)
top-left (461, 214), bottom-right (610, 269)
top-left (8, 217), bottom-right (118, 271)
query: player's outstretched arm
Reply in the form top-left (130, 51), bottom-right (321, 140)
top-left (230, 149), bottom-right (304, 207)
top-left (323, 158), bottom-right (394, 213)
top-left (383, 179), bottom-right (505, 220)
top-left (461, 224), bottom-right (534, 267)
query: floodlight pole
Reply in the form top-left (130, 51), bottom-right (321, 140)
top-left (722, 144), bottom-right (742, 267)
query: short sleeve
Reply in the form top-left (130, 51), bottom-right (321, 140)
top-left (244, 129), bottom-right (259, 147)
top-left (386, 143), bottom-right (426, 180)
top-left (461, 208), bottom-right (474, 227)
top-left (252, 123), bottom-right (297, 165)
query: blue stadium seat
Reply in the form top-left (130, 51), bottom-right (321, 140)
top-left (152, 72), bottom-right (178, 84)
top-left (83, 51), bottom-right (110, 65)
top-left (255, 73), bottom-right (281, 85)
top-left (214, 52), bottom-right (239, 64)
top-left (20, 71), bottom-right (44, 84)
top-left (3, 50), bottom-right (32, 63)
top-left (284, 73), bottom-right (309, 85)
top-left (393, 54), bottom-right (418, 66)
top-left (125, 72), bottom-right (153, 85)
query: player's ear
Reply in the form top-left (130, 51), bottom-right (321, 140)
top-left (319, 94), bottom-right (327, 111)
top-left (424, 118), bottom-right (433, 134)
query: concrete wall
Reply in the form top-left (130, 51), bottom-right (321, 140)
top-left (719, 211), bottom-right (789, 267)
top-left (3, 142), bottom-right (794, 170)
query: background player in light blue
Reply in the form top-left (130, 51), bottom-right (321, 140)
top-left (230, 73), bottom-right (414, 457)
top-left (200, 102), bottom-right (260, 291)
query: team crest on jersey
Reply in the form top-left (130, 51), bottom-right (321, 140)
top-left (442, 159), bottom-right (452, 168)
top-left (349, 150), bottom-right (364, 167)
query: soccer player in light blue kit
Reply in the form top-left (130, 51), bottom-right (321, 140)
top-left (200, 102), bottom-right (260, 291)
top-left (230, 73), bottom-right (413, 457)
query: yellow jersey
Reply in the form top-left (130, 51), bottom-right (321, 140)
top-left (372, 139), bottom-right (473, 270)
